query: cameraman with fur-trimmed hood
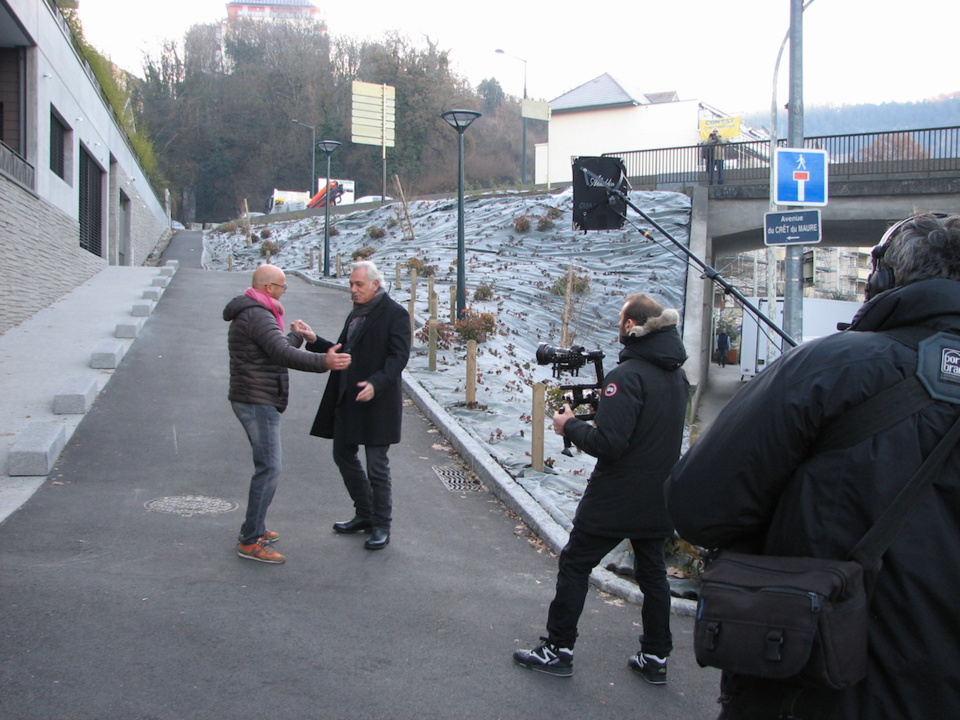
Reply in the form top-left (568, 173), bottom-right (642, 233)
top-left (513, 293), bottom-right (689, 684)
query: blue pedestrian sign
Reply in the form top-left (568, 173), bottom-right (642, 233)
top-left (775, 148), bottom-right (829, 206)
top-left (764, 209), bottom-right (822, 246)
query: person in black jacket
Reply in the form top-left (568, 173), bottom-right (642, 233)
top-left (224, 265), bottom-right (351, 564)
top-left (303, 261), bottom-right (410, 550)
top-left (666, 212), bottom-right (960, 719)
top-left (513, 293), bottom-right (689, 682)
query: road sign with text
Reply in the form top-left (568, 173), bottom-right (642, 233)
top-left (764, 209), bottom-right (822, 246)
top-left (775, 148), bottom-right (828, 206)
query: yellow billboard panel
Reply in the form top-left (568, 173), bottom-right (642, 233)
top-left (699, 116), bottom-right (740, 140)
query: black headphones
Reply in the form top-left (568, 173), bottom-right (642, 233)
top-left (865, 213), bottom-right (949, 300)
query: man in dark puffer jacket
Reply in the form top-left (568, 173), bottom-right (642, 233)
top-left (667, 213), bottom-right (960, 719)
top-left (224, 265), bottom-right (351, 564)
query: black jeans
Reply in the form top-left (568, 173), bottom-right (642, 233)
top-left (545, 526), bottom-right (673, 656)
top-left (332, 436), bottom-right (392, 530)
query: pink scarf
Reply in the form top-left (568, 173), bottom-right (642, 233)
top-left (245, 287), bottom-right (285, 331)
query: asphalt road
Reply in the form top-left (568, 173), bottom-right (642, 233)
top-left (0, 232), bottom-right (721, 719)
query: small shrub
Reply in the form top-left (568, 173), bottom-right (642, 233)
top-left (367, 226), bottom-right (386, 239)
top-left (259, 240), bottom-right (280, 258)
top-left (550, 273), bottom-right (590, 296)
top-left (386, 217), bottom-right (399, 229)
top-left (404, 257), bottom-right (437, 277)
top-left (352, 245), bottom-right (375, 261)
top-left (513, 215), bottom-right (531, 233)
top-left (455, 310), bottom-right (497, 343)
top-left (473, 283), bottom-right (494, 302)
top-left (537, 217), bottom-right (555, 232)
top-left (329, 224), bottom-right (340, 236)
top-left (545, 206), bottom-right (563, 220)
top-left (415, 321), bottom-right (456, 349)
top-left (259, 227), bottom-right (272, 239)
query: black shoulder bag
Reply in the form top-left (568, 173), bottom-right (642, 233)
top-left (693, 329), bottom-right (960, 690)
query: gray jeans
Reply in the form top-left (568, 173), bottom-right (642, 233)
top-left (232, 402), bottom-right (282, 544)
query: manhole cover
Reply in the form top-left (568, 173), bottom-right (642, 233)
top-left (144, 495), bottom-right (239, 517)
top-left (433, 466), bottom-right (480, 492)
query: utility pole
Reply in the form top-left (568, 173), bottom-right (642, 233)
top-left (784, 0), bottom-right (805, 343)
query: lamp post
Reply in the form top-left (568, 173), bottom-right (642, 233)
top-left (291, 119), bottom-right (316, 192)
top-left (316, 139), bottom-right (341, 277)
top-left (440, 109), bottom-right (482, 320)
top-left (495, 49), bottom-right (528, 185)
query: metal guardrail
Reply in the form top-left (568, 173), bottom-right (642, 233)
top-left (0, 140), bottom-right (36, 190)
top-left (605, 126), bottom-right (960, 187)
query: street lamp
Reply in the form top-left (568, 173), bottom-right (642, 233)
top-left (495, 49), bottom-right (528, 185)
top-left (441, 109), bottom-right (482, 320)
top-left (291, 119), bottom-right (316, 192)
top-left (316, 139), bottom-right (341, 277)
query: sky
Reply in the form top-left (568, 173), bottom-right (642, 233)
top-left (77, 0), bottom-right (960, 116)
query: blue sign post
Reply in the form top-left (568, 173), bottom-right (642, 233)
top-left (775, 148), bottom-right (829, 206)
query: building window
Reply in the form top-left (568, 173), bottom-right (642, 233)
top-left (78, 146), bottom-right (103, 256)
top-left (50, 110), bottom-right (67, 179)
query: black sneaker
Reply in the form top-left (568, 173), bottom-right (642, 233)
top-left (628, 652), bottom-right (667, 685)
top-left (513, 639), bottom-right (573, 677)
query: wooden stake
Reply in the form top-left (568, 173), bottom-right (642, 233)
top-left (466, 340), bottom-right (477, 407)
top-left (428, 318), bottom-right (437, 371)
top-left (532, 382), bottom-right (545, 472)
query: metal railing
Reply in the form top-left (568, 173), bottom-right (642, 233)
top-left (0, 140), bottom-right (36, 191)
top-left (605, 126), bottom-right (960, 187)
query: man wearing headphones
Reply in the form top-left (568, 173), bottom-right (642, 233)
top-left (666, 213), bottom-right (960, 719)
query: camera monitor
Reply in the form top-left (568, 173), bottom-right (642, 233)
top-left (572, 156), bottom-right (628, 232)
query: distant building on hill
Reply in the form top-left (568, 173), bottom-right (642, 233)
top-left (226, 0), bottom-right (321, 22)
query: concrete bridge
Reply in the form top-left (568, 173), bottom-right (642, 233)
top-left (608, 127), bottom-right (960, 418)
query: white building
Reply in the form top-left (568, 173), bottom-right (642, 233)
top-left (535, 73), bottom-right (757, 187)
top-left (0, 0), bottom-right (170, 334)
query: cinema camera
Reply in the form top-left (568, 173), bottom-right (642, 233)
top-left (536, 343), bottom-right (605, 456)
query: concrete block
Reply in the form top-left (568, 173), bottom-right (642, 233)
top-left (90, 340), bottom-right (125, 369)
top-left (143, 287), bottom-right (163, 301)
top-left (115, 318), bottom-right (145, 339)
top-left (8, 422), bottom-right (66, 476)
top-left (159, 266), bottom-right (175, 277)
top-left (152, 277), bottom-right (170, 288)
top-left (53, 377), bottom-right (99, 414)
top-left (132, 300), bottom-right (155, 317)
top-left (163, 260), bottom-right (180, 270)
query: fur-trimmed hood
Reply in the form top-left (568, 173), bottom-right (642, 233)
top-left (624, 308), bottom-right (680, 337)
top-left (620, 308), bottom-right (686, 370)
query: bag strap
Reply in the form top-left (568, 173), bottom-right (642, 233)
top-left (849, 410), bottom-right (960, 566)
top-left (814, 326), bottom-right (938, 453)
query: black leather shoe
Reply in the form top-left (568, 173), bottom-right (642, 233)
top-left (333, 517), bottom-right (372, 534)
top-left (364, 528), bottom-right (390, 550)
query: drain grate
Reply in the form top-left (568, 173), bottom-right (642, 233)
top-left (433, 466), bottom-right (480, 492)
top-left (145, 495), bottom-right (239, 517)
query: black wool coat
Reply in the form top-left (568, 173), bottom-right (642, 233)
top-left (307, 293), bottom-right (410, 445)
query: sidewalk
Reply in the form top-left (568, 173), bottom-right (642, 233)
top-left (0, 232), bottom-right (721, 719)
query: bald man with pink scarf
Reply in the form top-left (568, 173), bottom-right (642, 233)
top-left (224, 265), bottom-right (350, 564)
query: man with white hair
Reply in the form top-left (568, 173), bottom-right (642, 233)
top-left (302, 261), bottom-right (410, 550)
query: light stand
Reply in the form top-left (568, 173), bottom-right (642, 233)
top-left (316, 139), bottom-right (341, 277)
top-left (441, 110), bottom-right (482, 319)
top-left (579, 163), bottom-right (797, 349)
